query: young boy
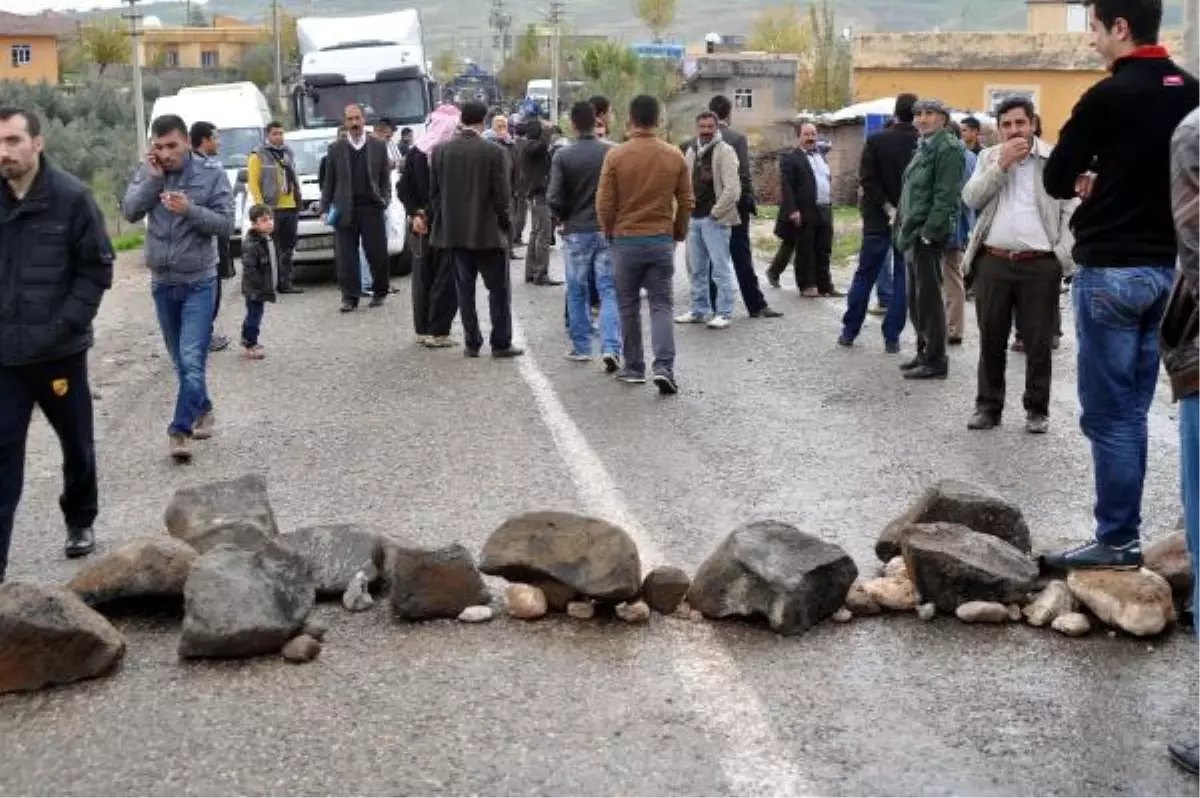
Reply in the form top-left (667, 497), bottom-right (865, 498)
top-left (240, 204), bottom-right (277, 359)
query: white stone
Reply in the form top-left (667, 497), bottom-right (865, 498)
top-left (506, 584), bottom-right (548, 620)
top-left (1051, 612), bottom-right (1091, 637)
top-left (883, 556), bottom-right (909, 580)
top-left (1067, 568), bottom-right (1175, 637)
top-left (457, 605), bottom-right (494, 623)
top-left (616, 600), bottom-right (651, 623)
top-left (831, 607), bottom-right (853, 623)
top-left (342, 570), bottom-right (374, 612)
top-left (955, 601), bottom-right (1011, 623)
top-left (916, 602), bottom-right (936, 621)
top-left (863, 576), bottom-right (918, 612)
top-left (1023, 580), bottom-right (1077, 627)
top-left (566, 601), bottom-right (595, 619)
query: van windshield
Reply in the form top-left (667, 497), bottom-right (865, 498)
top-left (301, 78), bottom-right (427, 128)
top-left (288, 134), bottom-right (338, 176)
top-left (215, 127), bottom-right (263, 170)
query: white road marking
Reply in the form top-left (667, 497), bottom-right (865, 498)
top-left (510, 317), bottom-right (810, 797)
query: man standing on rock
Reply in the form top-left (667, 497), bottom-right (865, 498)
top-left (0, 107), bottom-right (114, 578)
top-left (1042, 0), bottom-right (1198, 570)
top-left (123, 113), bottom-right (233, 461)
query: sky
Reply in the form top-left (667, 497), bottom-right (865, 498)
top-left (9, 0), bottom-right (203, 13)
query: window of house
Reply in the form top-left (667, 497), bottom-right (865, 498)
top-left (165, 48), bottom-right (180, 68)
top-left (200, 50), bottom-right (219, 68)
top-left (984, 86), bottom-right (1040, 115)
top-left (1066, 2), bottom-right (1088, 32)
top-left (10, 44), bottom-right (32, 69)
top-left (734, 87), bottom-right (753, 110)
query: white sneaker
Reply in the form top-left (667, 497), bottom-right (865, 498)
top-left (564, 350), bottom-right (592, 362)
top-left (706, 316), bottom-right (732, 330)
top-left (674, 312), bottom-right (707, 324)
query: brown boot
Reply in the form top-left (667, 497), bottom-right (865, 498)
top-left (193, 411), bottom-right (215, 440)
top-left (169, 433), bottom-right (192, 463)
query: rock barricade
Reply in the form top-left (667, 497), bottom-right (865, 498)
top-left (67, 537), bottom-right (198, 610)
top-left (390, 543), bottom-right (490, 621)
top-left (278, 524), bottom-right (385, 598)
top-left (165, 474), bottom-right (279, 554)
top-left (878, 480), bottom-right (1031, 561)
top-left (1067, 569), bottom-right (1175, 637)
top-left (901, 523), bottom-right (1038, 613)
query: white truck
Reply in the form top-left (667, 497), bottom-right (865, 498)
top-left (288, 10), bottom-right (436, 272)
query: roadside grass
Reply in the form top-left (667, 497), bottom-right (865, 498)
top-left (755, 205), bottom-right (859, 225)
top-left (112, 230), bottom-right (145, 252)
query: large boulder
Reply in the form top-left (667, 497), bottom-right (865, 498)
top-left (164, 474), bottom-right (279, 554)
top-left (278, 524), bottom-right (385, 598)
top-left (686, 521), bottom-right (859, 636)
top-left (479, 511), bottom-right (641, 602)
top-left (0, 582), bottom-right (126, 693)
top-left (877, 480), bottom-right (1031, 562)
top-left (179, 541), bottom-right (316, 659)
top-left (1144, 531), bottom-right (1193, 600)
top-left (390, 543), bottom-right (491, 621)
top-left (1067, 568), bottom-right (1176, 637)
top-left (901, 523), bottom-right (1038, 613)
top-left (67, 537), bottom-right (198, 610)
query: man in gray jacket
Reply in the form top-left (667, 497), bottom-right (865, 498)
top-left (123, 113), bottom-right (233, 462)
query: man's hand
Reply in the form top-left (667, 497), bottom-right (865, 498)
top-left (160, 191), bottom-right (190, 215)
top-left (145, 150), bottom-right (163, 177)
top-left (411, 214), bottom-right (428, 235)
top-left (998, 136), bottom-right (1031, 171)
top-left (1075, 171), bottom-right (1097, 200)
top-left (884, 203), bottom-right (896, 225)
top-left (789, 210), bottom-right (802, 226)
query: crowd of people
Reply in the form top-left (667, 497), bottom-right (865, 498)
top-left (0, 0), bottom-right (1198, 771)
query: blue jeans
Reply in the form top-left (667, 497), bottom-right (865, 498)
top-left (1180, 395), bottom-right (1198, 626)
top-left (152, 278), bottom-right (216, 437)
top-left (242, 299), bottom-right (266, 347)
top-left (564, 232), bottom-right (621, 357)
top-left (842, 231), bottom-right (908, 344)
top-left (359, 244), bottom-right (371, 293)
top-left (875, 248), bottom-right (894, 306)
top-left (687, 216), bottom-right (737, 319)
top-left (1073, 264), bottom-right (1175, 546)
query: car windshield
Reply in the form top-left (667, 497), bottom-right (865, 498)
top-left (288, 134), bottom-right (337, 176)
top-left (215, 127), bottom-right (262, 170)
top-left (302, 78), bottom-right (427, 128)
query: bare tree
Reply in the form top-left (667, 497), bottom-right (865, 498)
top-left (632, 0), bottom-right (676, 42)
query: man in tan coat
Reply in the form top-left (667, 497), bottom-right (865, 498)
top-left (675, 111), bottom-right (742, 329)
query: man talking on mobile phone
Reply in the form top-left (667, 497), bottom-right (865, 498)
top-left (123, 114), bottom-right (233, 463)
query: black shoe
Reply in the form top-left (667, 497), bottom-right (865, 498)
top-left (615, 369), bottom-right (646, 384)
top-left (948, 336), bottom-right (963, 346)
top-left (278, 286), bottom-right (305, 294)
top-left (492, 346), bottom-right (525, 358)
top-left (903, 364), bottom-right (948, 380)
top-left (837, 335), bottom-right (854, 347)
top-left (602, 353), bottom-right (620, 374)
top-left (368, 297), bottom-right (386, 308)
top-left (1041, 540), bottom-right (1143, 571)
top-left (534, 278), bottom-right (564, 287)
top-left (885, 340), bottom-right (901, 354)
top-left (1025, 414), bottom-right (1049, 434)
top-left (1169, 741), bottom-right (1200, 775)
top-left (967, 411), bottom-right (1001, 430)
top-left (821, 287), bottom-right (846, 298)
top-left (899, 356), bottom-right (924, 371)
top-left (464, 348), bottom-right (480, 358)
top-left (750, 306), bottom-right (783, 318)
top-left (653, 373), bottom-right (679, 395)
top-left (64, 525), bottom-right (95, 559)
top-left (340, 301), bottom-right (356, 313)
top-left (208, 333), bottom-right (231, 353)
top-left (766, 273), bottom-right (781, 288)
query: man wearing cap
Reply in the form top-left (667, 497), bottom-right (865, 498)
top-left (895, 98), bottom-right (964, 379)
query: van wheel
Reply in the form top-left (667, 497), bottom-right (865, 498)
top-left (390, 249), bottom-right (413, 277)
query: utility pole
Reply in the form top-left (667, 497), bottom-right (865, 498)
top-left (272, 0), bottom-right (285, 112)
top-left (548, 0), bottom-right (564, 122)
top-left (122, 0), bottom-right (145, 151)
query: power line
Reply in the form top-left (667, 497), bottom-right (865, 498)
top-left (121, 0), bottom-right (145, 153)
top-left (548, 0), bottom-right (563, 120)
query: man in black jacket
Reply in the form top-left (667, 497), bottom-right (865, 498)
top-left (1042, 0), bottom-right (1198, 571)
top-left (706, 95), bottom-right (782, 319)
top-left (522, 118), bottom-right (561, 285)
top-left (431, 101), bottom-right (523, 359)
top-left (0, 107), bottom-right (114, 580)
top-left (769, 122), bottom-right (835, 297)
top-left (319, 104), bottom-right (393, 313)
top-left (839, 93), bottom-right (920, 354)
top-left (190, 121), bottom-right (234, 353)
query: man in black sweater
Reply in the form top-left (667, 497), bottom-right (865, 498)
top-left (1041, 0), bottom-right (1198, 571)
top-left (839, 93), bottom-right (920, 353)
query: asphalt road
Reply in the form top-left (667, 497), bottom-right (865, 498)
top-left (1, 244), bottom-right (1196, 797)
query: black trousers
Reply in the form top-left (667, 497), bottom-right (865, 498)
top-left (0, 351), bottom-right (98, 581)
top-left (907, 240), bottom-right (948, 368)
top-left (273, 209), bottom-right (299, 290)
top-left (767, 207), bottom-right (833, 292)
top-left (709, 208), bottom-right (767, 314)
top-left (975, 253), bottom-right (1061, 418)
top-left (410, 237), bottom-right (458, 337)
top-left (451, 248), bottom-right (512, 352)
top-left (334, 205), bottom-right (389, 304)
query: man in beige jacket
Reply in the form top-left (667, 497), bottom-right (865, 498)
top-left (676, 110), bottom-right (742, 329)
top-left (961, 96), bottom-right (1077, 434)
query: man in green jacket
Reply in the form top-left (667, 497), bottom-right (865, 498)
top-left (896, 98), bottom-right (965, 379)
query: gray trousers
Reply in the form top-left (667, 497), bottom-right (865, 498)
top-left (512, 195), bottom-right (528, 243)
top-left (612, 237), bottom-right (676, 377)
top-left (906, 240), bottom-right (948, 368)
top-left (527, 195), bottom-right (552, 281)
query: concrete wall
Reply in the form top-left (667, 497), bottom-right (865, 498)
top-left (0, 35), bottom-right (58, 85)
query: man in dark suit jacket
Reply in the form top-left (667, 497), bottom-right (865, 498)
top-left (430, 100), bottom-right (523, 359)
top-left (319, 104), bottom-right (393, 312)
top-left (769, 122), bottom-right (832, 295)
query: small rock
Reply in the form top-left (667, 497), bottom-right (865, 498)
top-left (1067, 568), bottom-right (1175, 637)
top-left (276, 524), bottom-right (385, 598)
top-left (877, 480), bottom-right (1032, 561)
top-left (902, 523), bottom-right (1038, 613)
top-left (1107, 630), bottom-right (1117, 638)
top-left (1052, 612), bottom-right (1092, 637)
top-left (506, 584), bottom-right (548, 620)
top-left (1007, 603), bottom-right (1022, 622)
top-left (883, 556), bottom-right (909, 580)
top-left (164, 474), bottom-right (279, 554)
top-left (916, 602), bottom-right (937, 621)
top-left (457, 605), bottom-right (495, 623)
top-left (281, 634), bottom-right (321, 663)
top-left (0, 583), bottom-right (127, 694)
top-left (389, 543), bottom-right (491, 621)
top-left (831, 607), bottom-right (853, 623)
top-left (567, 601), bottom-right (595, 619)
top-left (342, 571), bottom-right (374, 612)
top-left (641, 566), bottom-right (691, 614)
top-left (845, 582), bottom-right (882, 616)
top-left (863, 576), bottom-right (918, 612)
top-left (67, 537), bottom-right (198, 610)
top-left (955, 601), bottom-right (1012, 623)
top-left (1144, 531), bottom-right (1193, 600)
top-left (616, 600), bottom-right (651, 623)
top-left (535, 580), bottom-right (577, 613)
top-left (302, 619), bottom-right (328, 641)
top-left (1023, 580), bottom-right (1077, 627)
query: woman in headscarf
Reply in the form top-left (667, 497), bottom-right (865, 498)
top-left (400, 103), bottom-right (462, 347)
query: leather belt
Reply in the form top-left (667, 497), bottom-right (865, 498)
top-left (985, 246), bottom-right (1054, 262)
